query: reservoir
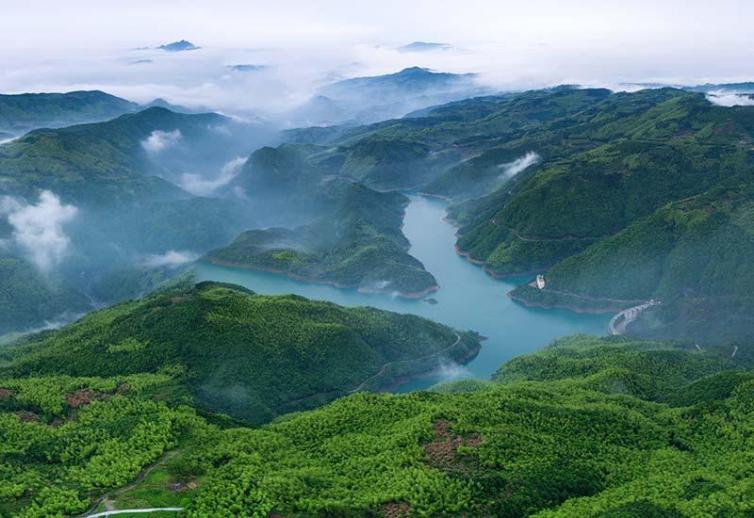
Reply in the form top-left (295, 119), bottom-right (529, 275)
top-left (196, 196), bottom-right (610, 389)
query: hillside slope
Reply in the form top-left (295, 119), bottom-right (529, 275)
top-left (5, 281), bottom-right (479, 424)
top-left (511, 185), bottom-right (754, 342)
top-left (0, 90), bottom-right (138, 136)
top-left (0, 106), bottom-right (263, 334)
top-left (0, 107), bottom-right (225, 204)
top-left (2, 334), bottom-right (753, 516)
top-left (206, 180), bottom-right (438, 297)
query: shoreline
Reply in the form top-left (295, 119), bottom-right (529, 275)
top-left (202, 258), bottom-right (440, 300)
top-left (453, 244), bottom-right (548, 280)
top-left (507, 291), bottom-right (620, 315)
top-left (361, 333), bottom-right (483, 393)
top-left (438, 199), bottom-right (631, 319)
top-left (273, 333), bottom-right (482, 414)
top-left (377, 340), bottom-right (482, 392)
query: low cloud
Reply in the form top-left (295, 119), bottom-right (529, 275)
top-left (706, 92), bottom-right (754, 107)
top-left (142, 250), bottom-right (198, 268)
top-left (1, 191), bottom-right (77, 272)
top-left (141, 129), bottom-right (182, 153)
top-left (436, 359), bottom-right (473, 383)
top-left (498, 152), bottom-right (540, 181)
top-left (178, 156), bottom-right (246, 196)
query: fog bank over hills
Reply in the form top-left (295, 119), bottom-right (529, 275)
top-left (3, 23), bottom-right (754, 126)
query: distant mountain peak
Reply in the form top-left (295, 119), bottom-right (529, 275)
top-left (157, 40), bottom-right (199, 52)
top-left (228, 64), bottom-right (266, 72)
top-left (398, 66), bottom-right (432, 74)
top-left (398, 41), bottom-right (452, 52)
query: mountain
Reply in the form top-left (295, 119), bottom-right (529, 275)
top-left (5, 281), bottom-right (479, 424)
top-left (321, 67), bottom-right (476, 97)
top-left (510, 185), bottom-right (754, 343)
top-left (279, 85), bottom-right (754, 340)
top-left (222, 143), bottom-right (439, 295)
top-left (291, 67), bottom-right (489, 125)
top-left (142, 97), bottom-right (198, 113)
top-left (0, 106), bottom-right (267, 334)
top-left (0, 90), bottom-right (138, 136)
top-left (687, 82), bottom-right (754, 93)
top-left (157, 40), bottom-right (199, 52)
top-left (443, 89), bottom-right (754, 340)
top-left (0, 106), bottom-right (224, 204)
top-left (283, 86), bottom-right (612, 192)
top-left (286, 86), bottom-right (754, 342)
top-left (0, 255), bottom-right (90, 335)
top-left (206, 180), bottom-right (438, 297)
top-left (227, 64), bottom-right (266, 72)
top-left (398, 41), bottom-right (452, 52)
top-left (2, 329), bottom-right (753, 515)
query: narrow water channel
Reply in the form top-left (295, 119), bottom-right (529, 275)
top-left (196, 195), bottom-right (609, 389)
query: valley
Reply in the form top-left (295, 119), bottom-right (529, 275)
top-left (198, 195), bottom-right (609, 387)
top-left (2, 15), bottom-right (754, 514)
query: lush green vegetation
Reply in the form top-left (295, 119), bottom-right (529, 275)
top-left (281, 86), bottom-right (615, 194)
top-left (4, 333), bottom-right (754, 516)
top-left (276, 85), bottom-right (754, 340)
top-left (0, 255), bottom-right (90, 335)
top-left (513, 185), bottom-right (754, 342)
top-left (0, 107), bottom-right (222, 204)
top-left (4, 281), bottom-right (478, 424)
top-left (0, 372), bottom-right (203, 517)
top-left (0, 90), bottom-right (137, 136)
top-left (0, 104), bottom-right (258, 334)
top-left (206, 180), bottom-right (438, 296)
top-left (436, 89), bottom-right (754, 339)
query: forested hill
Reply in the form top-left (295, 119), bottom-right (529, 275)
top-left (2, 330), bottom-right (753, 516)
top-left (0, 106), bottom-right (224, 204)
top-left (0, 106), bottom-right (256, 334)
top-left (510, 184), bottom-right (754, 343)
top-left (0, 90), bottom-right (138, 136)
top-left (290, 66), bottom-right (488, 126)
top-left (205, 179), bottom-right (439, 297)
top-left (445, 90), bottom-right (754, 342)
top-left (279, 86), bottom-right (754, 342)
top-left (4, 281), bottom-right (479, 424)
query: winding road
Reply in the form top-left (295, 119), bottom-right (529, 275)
top-left (86, 508), bottom-right (183, 517)
top-left (79, 451), bottom-right (181, 518)
top-left (490, 218), bottom-right (601, 243)
top-left (349, 332), bottom-right (463, 393)
top-left (608, 300), bottom-right (660, 335)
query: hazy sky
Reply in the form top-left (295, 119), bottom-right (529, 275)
top-left (1, 0), bottom-right (753, 114)
top-left (2, 0), bottom-right (753, 49)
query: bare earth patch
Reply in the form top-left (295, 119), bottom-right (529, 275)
top-left (15, 410), bottom-right (41, 423)
top-left (66, 388), bottom-right (109, 408)
top-left (424, 419), bottom-right (482, 472)
top-left (382, 501), bottom-right (411, 518)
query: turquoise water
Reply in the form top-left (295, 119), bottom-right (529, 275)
top-left (196, 196), bottom-right (610, 389)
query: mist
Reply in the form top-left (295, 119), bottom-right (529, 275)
top-left (706, 92), bottom-right (754, 107)
top-left (1, 191), bottom-right (78, 272)
top-left (498, 152), bottom-right (540, 182)
top-left (142, 250), bottom-right (199, 268)
top-left (1, 0), bottom-right (754, 340)
top-left (178, 156), bottom-right (247, 196)
top-left (2, 0), bottom-right (754, 124)
top-left (142, 129), bottom-right (183, 153)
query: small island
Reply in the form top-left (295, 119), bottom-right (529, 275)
top-left (157, 40), bottom-right (199, 52)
